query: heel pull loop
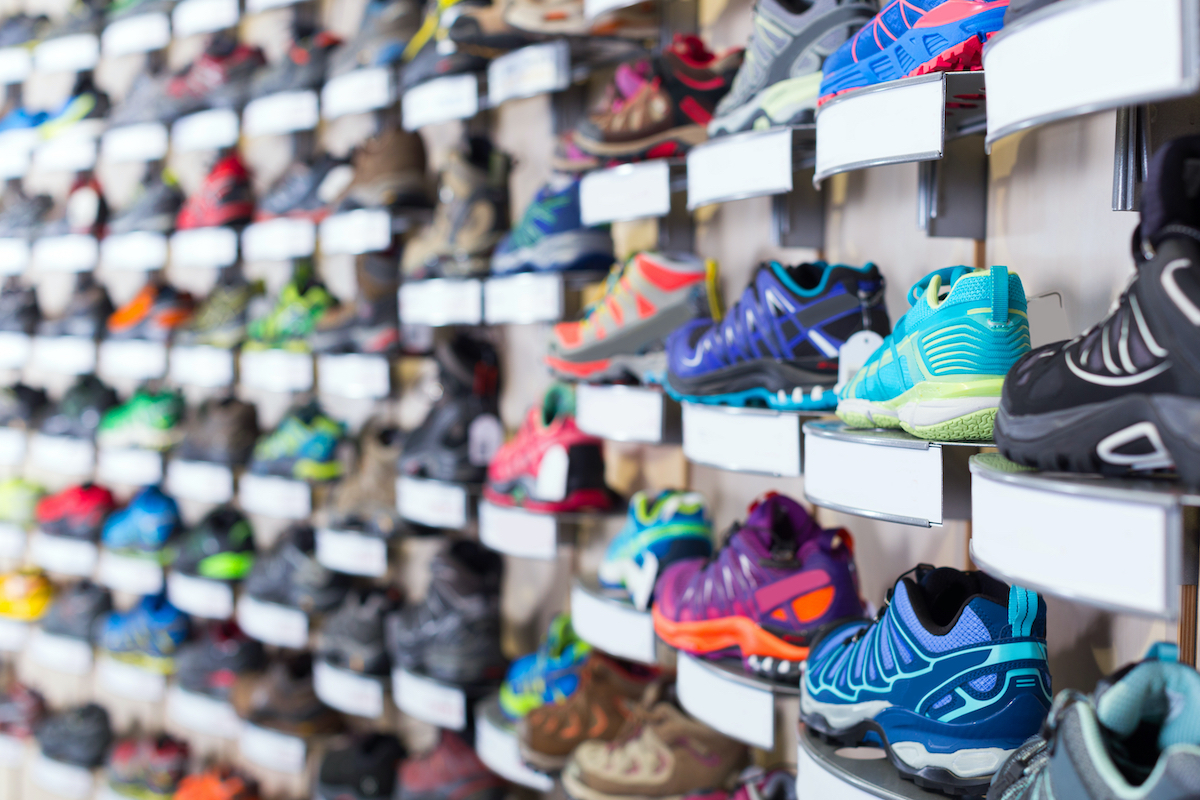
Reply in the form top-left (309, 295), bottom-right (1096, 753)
top-left (991, 265), bottom-right (1010, 327)
top-left (1008, 585), bottom-right (1038, 637)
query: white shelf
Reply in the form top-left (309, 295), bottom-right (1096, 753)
top-left (970, 453), bottom-right (1197, 618)
top-left (570, 579), bottom-right (657, 664)
top-left (241, 217), bottom-right (316, 262)
top-left (580, 160), bottom-right (672, 225)
top-left (172, 0), bottom-right (239, 36)
top-left (238, 473), bottom-right (312, 519)
top-left (319, 209), bottom-right (392, 255)
top-left (677, 652), bottom-right (795, 750)
top-left (483, 272), bottom-right (565, 325)
top-left (169, 226), bottom-right (238, 269)
top-left (33, 33), bottom-right (98, 73)
top-left (402, 74), bottom-right (480, 131)
top-left (242, 90), bottom-right (319, 137)
top-left (315, 660), bottom-right (385, 719)
top-left (682, 403), bottom-right (806, 477)
top-left (318, 353), bottom-right (391, 399)
top-left (475, 696), bottom-right (554, 791)
top-left (984, 0), bottom-right (1200, 148)
top-left (396, 476), bottom-right (471, 530)
top-left (239, 349), bottom-right (314, 393)
top-left (100, 231), bottom-right (168, 271)
top-left (797, 727), bottom-right (937, 800)
top-left (687, 126), bottom-right (813, 208)
top-left (171, 108), bottom-right (239, 153)
top-left (236, 594), bottom-right (308, 649)
top-left (101, 123), bottom-right (170, 164)
top-left (30, 337), bottom-right (96, 375)
top-left (99, 339), bottom-right (168, 380)
top-left (802, 421), bottom-right (977, 527)
top-left (322, 67), bottom-right (394, 120)
top-left (487, 41), bottom-right (570, 107)
top-left (392, 667), bottom-right (467, 730)
top-left (478, 500), bottom-right (561, 559)
top-left (399, 279), bottom-right (483, 326)
top-left (101, 12), bottom-right (170, 56)
top-left (576, 383), bottom-right (677, 443)
top-left (32, 235), bottom-right (98, 272)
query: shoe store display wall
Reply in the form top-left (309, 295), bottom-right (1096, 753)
top-left (0, 0), bottom-right (1197, 799)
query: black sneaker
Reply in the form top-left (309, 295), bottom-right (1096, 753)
top-left (0, 384), bottom-right (48, 429)
top-left (176, 396), bottom-right (260, 466)
top-left (0, 277), bottom-right (38, 334)
top-left (108, 171), bottom-right (184, 235)
top-left (995, 135), bottom-right (1200, 487)
top-left (172, 506), bottom-right (256, 582)
top-left (255, 156), bottom-right (350, 222)
top-left (40, 580), bottom-right (111, 642)
top-left (242, 524), bottom-right (349, 613)
top-left (317, 587), bottom-right (399, 676)
top-left (317, 734), bottom-right (405, 800)
top-left (175, 621), bottom-right (266, 701)
top-left (37, 273), bottom-right (113, 339)
top-left (37, 703), bottom-right (112, 768)
top-left (40, 375), bottom-right (119, 439)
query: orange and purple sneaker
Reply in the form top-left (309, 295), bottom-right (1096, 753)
top-left (651, 492), bottom-right (864, 682)
top-left (818, 0), bottom-right (1009, 105)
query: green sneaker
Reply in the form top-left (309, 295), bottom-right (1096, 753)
top-left (178, 275), bottom-right (265, 349)
top-left (245, 264), bottom-right (334, 352)
top-left (249, 402), bottom-right (344, 481)
top-left (499, 614), bottom-right (592, 720)
top-left (0, 478), bottom-right (42, 526)
top-left (97, 388), bottom-right (185, 451)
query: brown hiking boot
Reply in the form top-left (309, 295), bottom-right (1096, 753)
top-left (519, 654), bottom-right (660, 771)
top-left (177, 396), bottom-right (259, 467)
top-left (327, 420), bottom-right (403, 537)
top-left (335, 126), bottom-right (431, 214)
top-left (230, 654), bottom-right (341, 737)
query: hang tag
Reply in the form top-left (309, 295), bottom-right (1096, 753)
top-left (321, 68), bottom-right (392, 119)
top-left (241, 218), bottom-right (316, 262)
top-left (316, 528), bottom-right (388, 577)
top-left (0, 617), bottom-right (29, 652)
top-left (169, 226), bottom-right (238, 268)
top-left (0, 523), bottom-right (25, 558)
top-left (238, 473), bottom-right (312, 519)
top-left (97, 549), bottom-right (164, 595)
top-left (236, 595), bottom-right (308, 648)
top-left (97, 654), bottom-right (166, 700)
top-left (393, 667), bottom-right (466, 730)
top-left (166, 685), bottom-right (243, 738)
top-left (28, 628), bottom-right (93, 675)
top-left (32, 752), bottom-right (94, 800)
top-left (396, 477), bottom-right (468, 530)
top-left (242, 91), bottom-right (319, 137)
top-left (239, 349), bottom-right (314, 393)
top-left (99, 231), bottom-right (168, 270)
top-left (101, 124), bottom-right (169, 164)
top-left (239, 724), bottom-right (306, 774)
top-left (30, 532), bottom-right (98, 576)
top-left (165, 459), bottom-right (234, 503)
top-left (835, 330), bottom-right (884, 393)
top-left (317, 353), bottom-right (390, 399)
top-left (314, 660), bottom-right (384, 718)
top-left (29, 433), bottom-right (94, 474)
top-left (167, 571), bottom-right (233, 619)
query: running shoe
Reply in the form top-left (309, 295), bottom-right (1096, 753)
top-left (597, 489), bottom-right (712, 610)
top-left (108, 734), bottom-right (189, 800)
top-left (316, 735), bottom-right (405, 800)
top-left (328, 0), bottom-right (421, 76)
top-left (800, 564), bottom-right (1051, 795)
top-left (332, 126), bottom-right (430, 215)
top-left (0, 569), bottom-right (52, 620)
top-left (0, 478), bottom-right (42, 527)
top-left (36, 483), bottom-right (115, 540)
top-left (324, 421), bottom-right (401, 537)
top-left (399, 732), bottom-right (506, 800)
top-left (0, 384), bottom-right (47, 430)
top-left (106, 280), bottom-right (195, 341)
top-left (818, 0), bottom-right (1009, 105)
top-left (310, 254), bottom-right (400, 355)
top-left (0, 277), bottom-right (39, 334)
top-left (163, 33), bottom-right (267, 119)
top-left (0, 682), bottom-right (45, 739)
top-left (40, 580), bottom-right (111, 641)
top-left (666, 260), bottom-right (889, 411)
top-left (249, 402), bottom-right (343, 481)
top-left (317, 587), bottom-right (398, 675)
top-left (242, 524), bottom-right (349, 613)
top-left (838, 265), bottom-right (1028, 440)
top-left (175, 620), bottom-right (266, 701)
top-left (107, 172), bottom-right (184, 235)
top-left (499, 613), bottom-right (591, 719)
top-left (710, 0), bottom-right (874, 135)
top-left (231, 653), bottom-right (341, 736)
top-left (987, 642), bottom-right (1200, 800)
top-left (483, 383), bottom-right (614, 513)
top-left (40, 374), bottom-right (119, 439)
top-left (172, 506), bottom-right (255, 581)
top-left (490, 175), bottom-right (613, 275)
top-left (176, 271), bottom-right (264, 349)
top-left (254, 155), bottom-right (349, 222)
top-left (38, 73), bottom-right (110, 140)
top-left (176, 153), bottom-right (255, 230)
top-left (37, 273), bottom-right (113, 339)
top-left (101, 485), bottom-right (181, 558)
top-left (97, 388), bottom-right (185, 450)
top-left (652, 492), bottom-right (863, 681)
top-left (37, 703), bottom-right (112, 768)
top-left (99, 593), bottom-right (190, 673)
top-left (250, 28), bottom-right (341, 98)
top-left (175, 769), bottom-right (259, 800)
top-left (244, 265), bottom-right (334, 351)
top-left (176, 395), bottom-right (259, 466)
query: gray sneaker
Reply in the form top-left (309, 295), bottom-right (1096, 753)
top-left (317, 588), bottom-right (398, 676)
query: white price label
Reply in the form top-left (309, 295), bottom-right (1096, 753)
top-left (487, 41), bottom-right (569, 106)
top-left (32, 234), bottom-right (98, 272)
top-left (483, 272), bottom-right (563, 324)
top-left (167, 571), bottom-right (233, 619)
top-left (34, 135), bottom-right (98, 173)
top-left (238, 473), bottom-right (312, 519)
top-left (0, 522), bottom-right (25, 558)
top-left (242, 91), bottom-right (319, 136)
top-left (172, 0), bottom-right (239, 36)
top-left (100, 231), bottom-right (168, 270)
top-left (165, 459), bottom-right (234, 503)
top-left (682, 403), bottom-right (802, 476)
top-left (169, 226), bottom-right (238, 268)
top-left (478, 500), bottom-right (557, 559)
top-left (317, 353), bottom-right (390, 399)
top-left (167, 685), bottom-right (243, 738)
top-left (318, 209), bottom-right (392, 254)
top-left (102, 123), bottom-right (169, 163)
top-left (0, 47), bottom-right (31, 85)
top-left (97, 654), bottom-right (166, 699)
top-left (399, 279), bottom-right (483, 326)
top-left (315, 528), bottom-right (388, 577)
top-left (29, 433), bottom-right (94, 474)
top-left (241, 217), bottom-right (316, 262)
top-left (686, 127), bottom-right (793, 208)
top-left (31, 337), bottom-right (96, 375)
top-left (97, 549), bottom-right (164, 594)
top-left (580, 160), bottom-right (671, 225)
top-left (99, 339), bottom-right (168, 379)
top-left (475, 706), bottom-right (554, 791)
top-left (168, 345), bottom-right (235, 387)
top-left (97, 447), bottom-right (163, 486)
top-left (101, 13), bottom-right (171, 56)
top-left (28, 628), bottom-right (93, 675)
top-left (402, 73), bottom-right (479, 131)
top-left (393, 667), bottom-right (466, 730)
top-left (677, 652), bottom-right (776, 749)
top-left (0, 237), bottom-right (30, 273)
top-left (32, 752), bottom-right (93, 800)
top-left (396, 476), bottom-right (468, 529)
top-left (0, 617), bottom-right (29, 651)
top-left (239, 723), bottom-right (306, 774)
top-left (30, 532), bottom-right (98, 576)
top-left (171, 108), bottom-right (239, 152)
top-left (314, 660), bottom-right (384, 718)
top-left (236, 595), bottom-right (308, 648)
top-left (33, 33), bottom-right (99, 72)
top-left (0, 332), bottom-right (30, 368)
top-left (0, 135), bottom-right (31, 179)
top-left (0, 734), bottom-right (24, 766)
top-left (570, 583), bottom-right (657, 664)
top-left (321, 68), bottom-right (392, 119)
top-left (576, 383), bottom-right (665, 443)
top-left (239, 349), bottom-right (314, 392)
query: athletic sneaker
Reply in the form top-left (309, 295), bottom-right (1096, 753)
top-left (172, 506), bottom-right (255, 581)
top-left (317, 587), bottom-right (399, 675)
top-left (546, 252), bottom-right (711, 382)
top-left (108, 734), bottom-right (189, 800)
top-left (685, 768), bottom-right (797, 800)
top-left (490, 175), bottom-right (613, 275)
top-left (995, 135), bottom-right (1200, 485)
top-left (483, 383), bottom-right (614, 513)
top-left (231, 653), bottom-right (341, 736)
top-left (653, 493), bottom-right (863, 681)
top-left (99, 593), bottom-right (190, 674)
top-left (597, 490), bottom-right (712, 610)
top-left (40, 374), bottom-right (119, 439)
top-left (0, 570), bottom-right (53, 620)
top-left (176, 271), bottom-right (265, 349)
top-left (36, 483), bottom-right (116, 540)
top-left (800, 564), bottom-right (1051, 795)
top-left (254, 155), bottom-right (349, 222)
top-left (175, 769), bottom-right (259, 800)
top-left (838, 265), bottom-right (1028, 440)
top-left (244, 265), bottom-right (334, 351)
top-left (37, 703), bottom-right (112, 768)
top-left (316, 735), bottom-right (405, 800)
top-left (0, 682), bottom-right (45, 739)
top-left (175, 620), bottom-right (266, 700)
top-left (176, 396), bottom-right (259, 466)
top-left (41, 580), bottom-right (111, 641)
top-left (101, 486), bottom-right (180, 558)
top-left (710, 0), bottom-right (874, 135)
top-left (37, 273), bottom-right (113, 339)
top-left (666, 261), bottom-right (890, 411)
top-left (324, 421), bottom-right (402, 537)
top-left (988, 642), bottom-right (1200, 800)
top-left (0, 384), bottom-right (47, 430)
top-left (38, 73), bottom-right (109, 141)
top-left (499, 613), bottom-right (591, 719)
top-left (0, 277), bottom-right (39, 334)
top-left (818, 0), bottom-right (1009, 105)
top-left (310, 254), bottom-right (401, 354)
top-left (176, 153), bottom-right (255, 230)
top-left (97, 388), bottom-right (185, 450)
top-left (244, 524), bottom-right (349, 612)
top-left (250, 28), bottom-right (341, 98)
top-left (328, 0), bottom-right (420, 76)
top-left (106, 280), bottom-right (195, 341)
top-left (0, 478), bottom-right (42, 527)
top-left (332, 126), bottom-right (430, 215)
top-left (107, 173), bottom-right (184, 235)
top-left (249, 402), bottom-right (344, 481)
top-left (163, 33), bottom-right (267, 119)
top-left (399, 732), bottom-right (506, 800)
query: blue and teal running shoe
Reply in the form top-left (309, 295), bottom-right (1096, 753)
top-left (101, 486), bottom-right (180, 560)
top-left (800, 565), bottom-right (1051, 796)
top-left (249, 402), bottom-right (344, 481)
top-left (837, 265), bottom-right (1029, 440)
top-left (499, 613), bottom-right (591, 719)
top-left (597, 490), bottom-right (712, 610)
top-left (99, 593), bottom-right (190, 674)
top-left (664, 260), bottom-right (890, 410)
top-left (490, 176), bottom-right (613, 275)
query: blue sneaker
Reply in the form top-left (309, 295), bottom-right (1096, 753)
top-left (499, 613), bottom-right (591, 719)
top-left (597, 490), bottom-right (712, 610)
top-left (800, 565), bottom-right (1051, 795)
top-left (490, 176), bottom-right (613, 275)
top-left (837, 265), bottom-right (1029, 441)
top-left (0, 107), bottom-right (48, 134)
top-left (101, 486), bottom-right (180, 559)
top-left (99, 593), bottom-right (190, 674)
top-left (818, 0), bottom-right (1009, 104)
top-left (664, 261), bottom-right (890, 411)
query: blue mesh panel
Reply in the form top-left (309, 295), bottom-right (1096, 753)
top-left (891, 623), bottom-right (912, 664)
top-left (931, 694), bottom-right (953, 709)
top-left (879, 616), bottom-right (894, 670)
top-left (893, 582), bottom-right (991, 654)
top-left (969, 674), bottom-right (997, 692)
top-left (868, 659), bottom-right (876, 681)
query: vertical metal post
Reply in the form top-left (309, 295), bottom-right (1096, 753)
top-left (771, 167), bottom-right (825, 249)
top-left (1113, 105), bottom-right (1150, 212)
top-left (919, 134), bottom-right (988, 239)
top-left (659, 164), bottom-right (693, 253)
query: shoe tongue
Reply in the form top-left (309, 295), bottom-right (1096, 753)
top-left (1096, 647), bottom-right (1200, 752)
top-left (744, 494), bottom-right (819, 561)
top-left (1141, 135), bottom-right (1200, 244)
top-left (778, 261), bottom-right (828, 292)
top-left (540, 384), bottom-right (574, 426)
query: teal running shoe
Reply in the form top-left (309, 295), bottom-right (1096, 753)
top-left (499, 614), bottom-right (591, 720)
top-left (800, 565), bottom-right (1051, 796)
top-left (596, 490), bottom-right (712, 610)
top-left (837, 265), bottom-right (1029, 441)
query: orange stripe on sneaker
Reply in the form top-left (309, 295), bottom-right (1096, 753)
top-left (544, 355), bottom-right (613, 378)
top-left (651, 605), bottom-right (810, 661)
top-left (554, 322), bottom-right (583, 348)
top-left (637, 254), bottom-right (704, 291)
top-left (606, 297), bottom-right (624, 325)
top-left (634, 292), bottom-right (656, 318)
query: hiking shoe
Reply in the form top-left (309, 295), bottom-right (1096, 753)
top-left (838, 265), bottom-right (1028, 440)
top-left (37, 272), bottom-right (113, 339)
top-left (250, 29), bottom-right (341, 98)
top-left (101, 485), bottom-right (180, 557)
top-left (333, 126), bottom-right (430, 215)
top-left (106, 280), bottom-right (194, 341)
top-left (40, 579), bottom-right (111, 641)
top-left (491, 175), bottom-right (612, 275)
top-left (328, 0), bottom-right (421, 76)
top-left (0, 569), bottom-right (53, 620)
top-left (987, 642), bottom-right (1200, 800)
top-left (995, 135), bottom-right (1200, 485)
top-left (175, 620), bottom-right (266, 701)
top-left (399, 732), bottom-right (506, 800)
top-left (40, 374), bottom-right (119, 439)
top-left (37, 703), bottom-right (112, 768)
top-left (0, 478), bottom-right (42, 526)
top-left (0, 384), bottom-right (47, 430)
top-left (500, 613), bottom-right (591, 719)
top-left (245, 264), bottom-right (334, 351)
top-left (386, 540), bottom-right (505, 683)
top-left (175, 769), bottom-right (259, 800)
top-left (325, 421), bottom-right (402, 537)
top-left (108, 734), bottom-right (189, 800)
top-left (97, 387), bottom-right (185, 450)
top-left (107, 172), bottom-right (184, 235)
top-left (818, 0), bottom-right (1008, 105)
top-left (317, 734), bottom-right (405, 800)
top-left (231, 653), bottom-right (341, 736)
top-left (172, 506), bottom-right (255, 581)
top-left (546, 252), bottom-right (711, 382)
top-left (666, 260), bottom-right (890, 411)
top-left (800, 565), bottom-right (1051, 795)
top-left (176, 396), bottom-right (259, 466)
top-left (38, 174), bottom-right (108, 238)
top-left (36, 483), bottom-right (116, 540)
top-left (519, 653), bottom-right (660, 771)
top-left (99, 593), bottom-right (190, 674)
top-left (249, 402), bottom-right (343, 481)
top-left (0, 277), bottom-right (39, 334)
top-left (0, 189), bottom-right (51, 239)
top-left (710, 0), bottom-right (874, 135)
top-left (255, 156), bottom-right (351, 223)
top-left (317, 587), bottom-right (399, 675)
top-left (484, 383), bottom-right (613, 513)
top-left (653, 493), bottom-right (863, 680)
top-left (163, 33), bottom-right (267, 119)
top-left (598, 490), bottom-right (711, 610)
top-left (176, 271), bottom-right (265, 349)
top-left (310, 253), bottom-right (400, 354)
top-left (0, 682), bottom-right (45, 738)
top-left (38, 73), bottom-right (110, 141)
top-left (176, 153), bottom-right (255, 230)
top-left (243, 523), bottom-right (349, 613)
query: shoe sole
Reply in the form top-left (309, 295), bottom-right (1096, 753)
top-left (650, 605), bottom-right (809, 661)
top-left (482, 486), bottom-right (613, 514)
top-left (517, 739), bottom-right (570, 773)
top-left (562, 761), bottom-right (686, 800)
top-left (545, 351), bottom-right (667, 383)
top-left (709, 73), bottom-right (821, 136)
top-left (837, 379), bottom-right (1005, 441)
top-left (666, 358), bottom-right (839, 411)
top-left (572, 124), bottom-right (708, 158)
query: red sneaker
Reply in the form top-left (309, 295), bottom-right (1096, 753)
top-left (35, 483), bottom-right (116, 540)
top-left (398, 732), bottom-right (505, 800)
top-left (165, 33), bottom-right (267, 117)
top-left (176, 154), bottom-right (255, 230)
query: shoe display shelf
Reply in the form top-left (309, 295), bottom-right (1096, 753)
top-left (236, 594), bottom-right (310, 649)
top-left (32, 234), bottom-right (99, 274)
top-left (676, 651), bottom-right (798, 751)
top-left (399, 278), bottom-right (485, 327)
top-left (167, 345), bottom-right (236, 388)
top-left (242, 90), bottom-right (320, 138)
top-left (101, 11), bottom-right (171, 59)
top-left (570, 577), bottom-right (657, 665)
top-left (315, 526), bottom-right (392, 578)
top-left (95, 652), bottom-right (169, 704)
top-left (478, 500), bottom-right (622, 560)
top-left (686, 124), bottom-right (816, 209)
top-left (241, 217), bottom-right (318, 263)
top-left (238, 721), bottom-right (310, 776)
top-left (403, 73), bottom-right (484, 132)
top-left (315, 658), bottom-right (389, 720)
top-left (580, 158), bottom-right (682, 226)
top-left (169, 225), bottom-right (239, 270)
top-left (238, 471), bottom-right (314, 520)
top-left (797, 726), bottom-right (943, 800)
top-left (33, 132), bottom-right (100, 174)
top-left (487, 40), bottom-right (572, 108)
top-left (96, 547), bottom-right (165, 595)
top-left (33, 33), bottom-right (99, 76)
top-left (166, 684), bottom-right (243, 740)
top-left (682, 402), bottom-right (826, 477)
top-left (316, 352), bottom-right (393, 400)
top-left (0, 331), bottom-right (30, 371)
top-left (0, 236), bottom-right (30, 275)
top-left (25, 626), bottom-right (94, 676)
top-left (396, 475), bottom-right (479, 532)
top-left (801, 420), bottom-right (979, 528)
top-left (28, 432), bottom-right (95, 477)
top-left (166, 569), bottom-right (235, 620)
top-left (171, 0), bottom-right (239, 38)
top-left (402, 271), bottom-right (603, 327)
top-left (164, 457), bottom-right (236, 504)
top-left (320, 207), bottom-right (431, 258)
top-left (0, 613), bottom-right (30, 656)
top-left (0, 129), bottom-right (35, 180)
top-left (171, 107), bottom-right (240, 153)
top-left (575, 382), bottom-right (681, 444)
top-left (474, 695), bottom-right (555, 791)
top-left (322, 67), bottom-right (396, 121)
top-left (239, 349), bottom-right (315, 393)
top-left (31, 748), bottom-right (97, 800)
top-left (392, 665), bottom-right (497, 732)
top-left (99, 339), bottom-right (170, 382)
top-left (99, 229), bottom-right (169, 271)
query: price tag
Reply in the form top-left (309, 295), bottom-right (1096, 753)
top-left (686, 127), bottom-right (793, 208)
top-left (28, 628), bottom-right (93, 675)
top-left (241, 218), bottom-right (316, 262)
top-left (97, 447), bottom-right (163, 485)
top-left (0, 617), bottom-right (29, 651)
top-left (32, 235), bottom-right (98, 272)
top-left (236, 595), bottom-right (308, 648)
top-left (316, 528), bottom-right (388, 577)
top-left (165, 459), bottom-right (234, 503)
top-left (682, 403), bottom-right (802, 477)
top-left (171, 108), bottom-right (239, 152)
top-left (576, 383), bottom-right (666, 443)
top-left (580, 160), bottom-right (671, 225)
top-left (570, 583), bottom-right (657, 663)
top-left (33, 33), bottom-right (99, 72)
top-left (393, 667), bottom-right (466, 730)
top-left (33, 135), bottom-right (98, 173)
top-left (0, 332), bottom-right (30, 368)
top-left (102, 123), bottom-right (169, 164)
top-left (98, 339), bottom-right (168, 379)
top-left (172, 0), bottom-right (239, 36)
top-left (168, 345), bottom-right (234, 387)
top-left (97, 549), bottom-right (164, 594)
top-left (402, 73), bottom-right (479, 131)
top-left (0, 139), bottom-right (30, 178)
top-left (239, 349), bottom-right (314, 392)
top-left (0, 47), bottom-right (31, 85)
top-left (30, 532), bottom-right (98, 576)
top-left (239, 723), bottom-right (306, 774)
top-left (0, 237), bottom-right (30, 273)
top-left (317, 354), bottom-right (390, 399)
top-left (396, 477), bottom-right (468, 529)
top-left (0, 523), bottom-right (26, 558)
top-left (483, 272), bottom-right (563, 324)
top-left (97, 654), bottom-right (166, 700)
top-left (318, 209), bottom-right (391, 254)
top-left (475, 707), bottom-right (554, 791)
top-left (399, 279), bottom-right (483, 326)
top-left (100, 231), bottom-right (168, 270)
top-left (238, 473), bottom-right (312, 519)
top-left (488, 41), bottom-right (569, 106)
top-left (167, 571), bottom-right (233, 619)
top-left (321, 68), bottom-right (392, 119)
top-left (29, 433), bottom-right (94, 475)
top-left (166, 685), bottom-right (243, 738)
top-left (32, 752), bottom-right (94, 800)
top-left (314, 660), bottom-right (384, 718)
top-left (478, 500), bottom-right (557, 559)
top-left (242, 91), bottom-right (319, 136)
top-left (677, 652), bottom-right (776, 749)
top-left (584, 0), bottom-right (642, 17)
top-left (101, 13), bottom-right (171, 56)
top-left (169, 226), bottom-right (238, 268)
top-left (0, 734), bottom-right (24, 766)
